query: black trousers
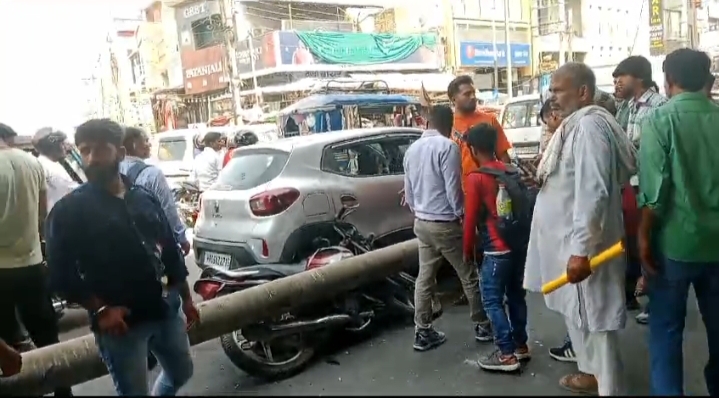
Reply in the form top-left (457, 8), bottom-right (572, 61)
top-left (0, 264), bottom-right (72, 396)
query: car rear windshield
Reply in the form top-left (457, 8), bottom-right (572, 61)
top-left (157, 138), bottom-right (186, 161)
top-left (216, 149), bottom-right (290, 190)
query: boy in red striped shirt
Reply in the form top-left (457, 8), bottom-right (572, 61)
top-left (462, 123), bottom-right (529, 372)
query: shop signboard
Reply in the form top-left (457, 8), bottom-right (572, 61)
top-left (649, 0), bottom-right (666, 56)
top-left (235, 32), bottom-right (279, 74)
top-left (181, 46), bottom-right (228, 95)
top-left (458, 41), bottom-right (531, 68)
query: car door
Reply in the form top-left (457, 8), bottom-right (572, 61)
top-left (321, 132), bottom-right (420, 240)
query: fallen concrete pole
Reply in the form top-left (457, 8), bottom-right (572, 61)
top-left (0, 239), bottom-right (418, 396)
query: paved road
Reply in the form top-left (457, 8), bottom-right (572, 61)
top-left (66, 257), bottom-right (710, 396)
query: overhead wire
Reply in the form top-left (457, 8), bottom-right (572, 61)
top-left (628, 0), bottom-right (646, 55)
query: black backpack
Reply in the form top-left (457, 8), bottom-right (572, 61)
top-left (476, 165), bottom-right (538, 251)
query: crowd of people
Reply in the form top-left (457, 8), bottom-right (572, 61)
top-left (1, 47), bottom-right (718, 397)
top-left (402, 48), bottom-right (719, 396)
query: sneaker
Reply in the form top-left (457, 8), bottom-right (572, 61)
top-left (636, 310), bottom-right (649, 325)
top-left (478, 349), bottom-right (521, 372)
top-left (514, 344), bottom-right (531, 361)
top-left (548, 340), bottom-right (577, 362)
top-left (475, 323), bottom-right (493, 342)
top-left (413, 328), bottom-right (447, 351)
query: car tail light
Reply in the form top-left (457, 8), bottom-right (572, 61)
top-left (194, 280), bottom-right (223, 301)
top-left (249, 188), bottom-right (300, 217)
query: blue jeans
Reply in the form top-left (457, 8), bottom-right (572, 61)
top-left (479, 251), bottom-right (528, 355)
top-left (648, 255), bottom-right (719, 396)
top-left (94, 290), bottom-right (194, 396)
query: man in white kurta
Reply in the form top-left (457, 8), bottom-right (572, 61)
top-left (524, 63), bottom-right (637, 396)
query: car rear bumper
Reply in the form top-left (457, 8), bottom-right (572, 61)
top-left (193, 237), bottom-right (264, 270)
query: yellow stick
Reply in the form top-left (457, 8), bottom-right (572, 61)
top-left (541, 241), bottom-right (625, 295)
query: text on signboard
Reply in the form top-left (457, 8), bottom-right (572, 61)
top-left (185, 62), bottom-right (223, 78)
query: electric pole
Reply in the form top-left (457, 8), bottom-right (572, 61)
top-left (219, 0), bottom-right (243, 124)
top-left (491, 0), bottom-right (499, 96)
top-left (504, 0), bottom-right (512, 97)
top-left (689, 0), bottom-right (700, 48)
top-left (558, 0), bottom-right (566, 66)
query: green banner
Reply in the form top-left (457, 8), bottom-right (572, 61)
top-left (293, 31), bottom-right (437, 65)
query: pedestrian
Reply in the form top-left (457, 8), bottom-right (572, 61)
top-left (524, 63), bottom-right (637, 396)
top-left (0, 123), bottom-right (73, 396)
top-left (33, 128), bottom-right (83, 212)
top-left (541, 90), bottom-right (621, 371)
top-left (45, 119), bottom-right (199, 396)
top-left (536, 102), bottom-right (579, 364)
top-left (448, 75), bottom-right (514, 340)
top-left (403, 105), bottom-right (483, 351)
top-left (613, 55), bottom-right (668, 326)
top-left (638, 48), bottom-right (719, 396)
top-left (462, 123), bottom-right (531, 372)
top-left (191, 131), bottom-right (224, 191)
top-left (120, 126), bottom-right (191, 256)
top-left (613, 77), bottom-right (631, 131)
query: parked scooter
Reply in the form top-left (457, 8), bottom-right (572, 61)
top-left (193, 206), bottom-right (415, 380)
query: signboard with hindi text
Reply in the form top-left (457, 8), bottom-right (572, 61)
top-left (649, 0), bottom-right (666, 56)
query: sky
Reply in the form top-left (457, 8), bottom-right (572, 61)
top-left (0, 0), bottom-right (148, 135)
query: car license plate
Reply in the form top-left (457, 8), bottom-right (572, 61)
top-left (204, 252), bottom-right (232, 269)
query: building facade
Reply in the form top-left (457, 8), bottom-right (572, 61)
top-left (429, 0), bottom-right (534, 96)
top-left (230, 0), bottom-right (444, 111)
top-left (531, 0), bottom-right (688, 92)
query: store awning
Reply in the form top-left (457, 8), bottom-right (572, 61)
top-left (237, 73), bottom-right (456, 97)
top-left (348, 73), bottom-right (457, 93)
top-left (237, 78), bottom-right (324, 96)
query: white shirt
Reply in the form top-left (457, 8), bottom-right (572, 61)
top-left (192, 147), bottom-right (223, 191)
top-left (37, 155), bottom-right (79, 213)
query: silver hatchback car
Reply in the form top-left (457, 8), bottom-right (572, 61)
top-left (193, 127), bottom-right (424, 270)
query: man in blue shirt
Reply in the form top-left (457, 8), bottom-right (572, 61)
top-left (119, 127), bottom-right (190, 255)
top-left (45, 119), bottom-right (199, 396)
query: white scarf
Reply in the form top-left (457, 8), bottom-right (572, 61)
top-left (536, 105), bottom-right (637, 186)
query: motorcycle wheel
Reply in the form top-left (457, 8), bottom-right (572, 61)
top-left (220, 329), bottom-right (316, 381)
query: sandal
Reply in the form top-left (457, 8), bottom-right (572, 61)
top-left (559, 373), bottom-right (598, 395)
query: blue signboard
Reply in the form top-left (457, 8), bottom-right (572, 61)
top-left (459, 42), bottom-right (531, 67)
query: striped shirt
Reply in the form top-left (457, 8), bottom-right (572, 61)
top-left (626, 88), bottom-right (668, 147)
top-left (402, 129), bottom-right (464, 221)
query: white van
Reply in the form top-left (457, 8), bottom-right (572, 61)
top-left (148, 125), bottom-right (279, 187)
top-left (499, 93), bottom-right (543, 159)
top-left (148, 129), bottom-right (200, 187)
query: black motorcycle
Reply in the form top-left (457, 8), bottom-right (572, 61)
top-left (192, 207), bottom-right (415, 381)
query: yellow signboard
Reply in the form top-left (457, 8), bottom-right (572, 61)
top-left (649, 0), bottom-right (665, 56)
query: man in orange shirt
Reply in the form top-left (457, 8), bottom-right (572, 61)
top-left (447, 76), bottom-right (513, 192)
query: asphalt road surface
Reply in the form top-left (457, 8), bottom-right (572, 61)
top-left (62, 254), bottom-right (709, 395)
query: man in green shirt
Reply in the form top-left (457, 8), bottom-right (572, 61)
top-left (637, 48), bottom-right (719, 396)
